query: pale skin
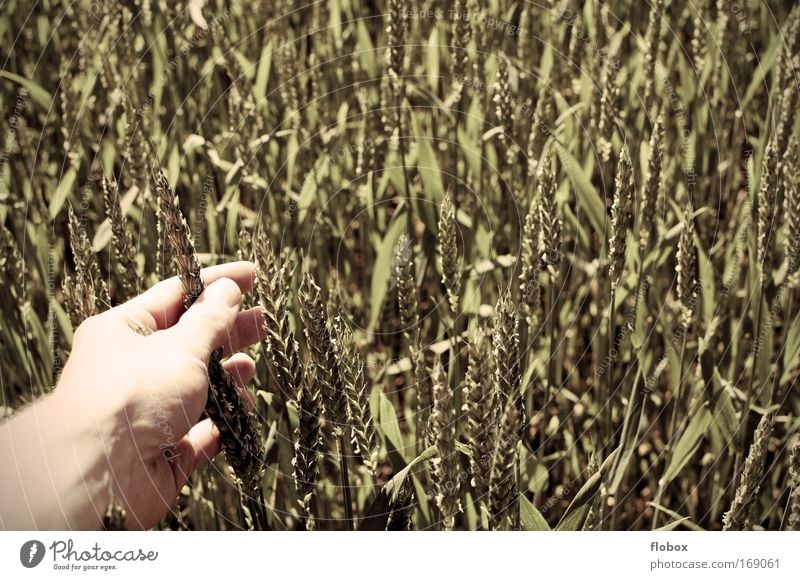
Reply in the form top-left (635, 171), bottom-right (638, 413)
top-left (0, 261), bottom-right (266, 530)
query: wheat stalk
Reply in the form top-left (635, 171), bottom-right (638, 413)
top-left (493, 292), bottom-right (521, 420)
top-left (65, 204), bottom-right (109, 326)
top-left (102, 175), bottom-right (138, 301)
top-left (394, 234), bottom-right (430, 451)
top-left (438, 192), bottom-right (461, 317)
top-left (431, 356), bottom-right (460, 530)
top-left (298, 272), bottom-right (353, 527)
top-left (519, 195), bottom-right (543, 331)
top-left (154, 171), bottom-right (204, 308)
top-left (489, 392), bottom-right (522, 531)
top-left (462, 325), bottom-right (494, 508)
top-left (642, 0), bottom-right (665, 114)
top-left (609, 147), bottom-right (635, 292)
top-left (786, 436), bottom-right (800, 530)
top-left (299, 272), bottom-right (346, 430)
top-left (723, 411), bottom-right (773, 530)
top-left (782, 135), bottom-right (799, 281)
top-left (333, 316), bottom-right (379, 476)
top-left (537, 146), bottom-right (561, 276)
top-left (254, 230), bottom-right (303, 399)
top-left (526, 84), bottom-right (554, 178)
top-left (293, 363), bottom-right (322, 530)
top-left (639, 111), bottom-right (664, 254)
top-left (676, 202), bottom-right (698, 328)
top-left (154, 169), bottom-right (265, 525)
top-left (757, 140), bottom-right (778, 288)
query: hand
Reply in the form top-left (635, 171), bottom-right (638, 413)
top-left (0, 262), bottom-right (266, 530)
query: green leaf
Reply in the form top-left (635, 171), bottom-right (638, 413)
top-left (649, 503), bottom-right (705, 531)
top-left (555, 144), bottom-right (604, 235)
top-left (783, 314), bottom-right (800, 384)
top-left (742, 37), bottom-right (778, 107)
top-left (426, 28), bottom-right (440, 92)
top-left (0, 71), bottom-right (52, 109)
top-left (695, 226), bottom-right (716, 327)
top-left (520, 496), bottom-right (551, 530)
top-left (360, 445), bottom-right (437, 531)
top-left (49, 167), bottom-right (78, 220)
top-left (368, 213), bottom-right (407, 330)
top-left (254, 40), bottom-right (273, 103)
top-left (378, 392), bottom-right (406, 463)
top-left (556, 504), bottom-right (589, 531)
top-left (410, 110), bottom-right (444, 203)
top-left (557, 448), bottom-right (618, 528)
top-left (356, 20), bottom-right (376, 79)
top-left (662, 407), bottom-right (712, 484)
top-left (383, 445), bottom-right (437, 501)
top-left (297, 154), bottom-right (330, 225)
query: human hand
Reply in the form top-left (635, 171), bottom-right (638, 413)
top-left (0, 261), bottom-right (265, 530)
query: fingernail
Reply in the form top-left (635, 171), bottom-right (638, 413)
top-left (206, 278), bottom-right (241, 308)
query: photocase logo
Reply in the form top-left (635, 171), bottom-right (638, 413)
top-left (19, 540), bottom-right (45, 568)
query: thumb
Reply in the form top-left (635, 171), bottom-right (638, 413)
top-left (167, 277), bottom-right (242, 361)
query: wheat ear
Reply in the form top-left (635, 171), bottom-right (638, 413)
top-left (154, 169), bottom-right (265, 508)
top-left (462, 326), bottom-right (494, 507)
top-left (786, 436), bottom-right (800, 530)
top-left (254, 230), bottom-right (303, 399)
top-left (609, 147), bottom-right (635, 292)
top-left (102, 175), bottom-right (138, 301)
top-left (723, 411), bottom-right (773, 530)
top-left (438, 192), bottom-right (461, 317)
top-left (333, 316), bottom-right (379, 476)
top-left (431, 356), bottom-right (460, 530)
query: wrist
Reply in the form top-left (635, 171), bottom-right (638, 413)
top-left (30, 388), bottom-right (121, 529)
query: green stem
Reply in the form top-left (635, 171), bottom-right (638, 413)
top-left (397, 87), bottom-right (412, 210)
top-left (734, 285), bottom-right (764, 478)
top-left (604, 287), bottom-right (617, 450)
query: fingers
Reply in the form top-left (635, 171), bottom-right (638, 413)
top-left (221, 307), bottom-right (267, 357)
top-left (169, 354), bottom-right (257, 489)
top-left (171, 419), bottom-right (221, 490)
top-left (222, 352), bottom-right (257, 386)
top-left (116, 261), bottom-right (256, 332)
top-left (223, 353), bottom-right (257, 408)
top-left (164, 278), bottom-right (243, 362)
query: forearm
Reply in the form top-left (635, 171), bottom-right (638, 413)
top-left (0, 390), bottom-right (116, 530)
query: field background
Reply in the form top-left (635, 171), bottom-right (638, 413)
top-left (1, 0), bottom-right (799, 531)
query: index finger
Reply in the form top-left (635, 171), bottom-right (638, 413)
top-left (116, 261), bottom-right (257, 332)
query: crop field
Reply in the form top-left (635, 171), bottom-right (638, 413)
top-left (0, 0), bottom-right (799, 531)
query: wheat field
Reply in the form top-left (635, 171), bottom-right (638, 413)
top-left (1, 0), bottom-right (799, 531)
